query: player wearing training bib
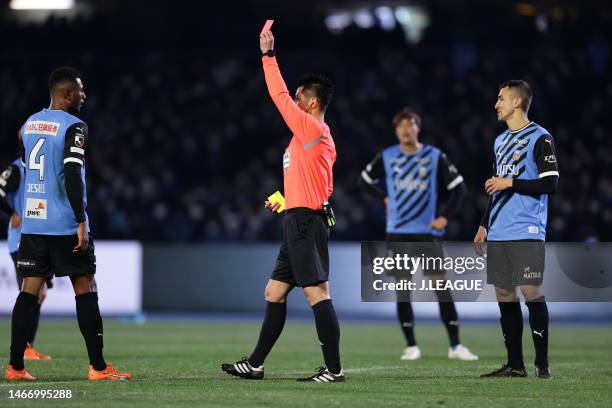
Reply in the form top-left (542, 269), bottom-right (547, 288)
top-left (361, 108), bottom-right (478, 362)
top-left (0, 156), bottom-right (52, 361)
top-left (475, 80), bottom-right (558, 379)
top-left (5, 67), bottom-right (131, 382)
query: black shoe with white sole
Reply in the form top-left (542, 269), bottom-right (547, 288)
top-left (221, 357), bottom-right (264, 380)
top-left (296, 366), bottom-right (345, 383)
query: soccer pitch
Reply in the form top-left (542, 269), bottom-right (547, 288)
top-left (1, 320), bottom-right (611, 407)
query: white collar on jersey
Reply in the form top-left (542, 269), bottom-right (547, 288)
top-left (508, 121), bottom-right (534, 134)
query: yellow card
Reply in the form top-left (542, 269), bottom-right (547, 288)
top-left (267, 191), bottom-right (286, 213)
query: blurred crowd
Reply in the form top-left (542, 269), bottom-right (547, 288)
top-left (1, 2), bottom-right (611, 242)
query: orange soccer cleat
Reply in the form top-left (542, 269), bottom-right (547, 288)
top-left (4, 365), bottom-right (37, 381)
top-left (88, 364), bottom-right (132, 381)
top-left (24, 346), bottom-right (53, 360)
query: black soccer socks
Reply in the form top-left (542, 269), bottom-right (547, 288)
top-left (312, 299), bottom-right (341, 374)
top-left (28, 303), bottom-right (42, 346)
top-left (9, 291), bottom-right (39, 370)
top-left (436, 289), bottom-right (460, 347)
top-left (396, 301), bottom-right (417, 346)
top-left (498, 301), bottom-right (524, 369)
top-left (248, 301), bottom-right (287, 368)
top-left (75, 292), bottom-right (106, 371)
top-left (526, 296), bottom-right (549, 368)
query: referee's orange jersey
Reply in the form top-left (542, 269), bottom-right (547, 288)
top-left (262, 56), bottom-right (336, 210)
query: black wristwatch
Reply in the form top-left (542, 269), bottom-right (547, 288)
top-left (262, 49), bottom-right (275, 57)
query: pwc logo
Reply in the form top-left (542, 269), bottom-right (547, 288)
top-left (25, 198), bottom-right (48, 220)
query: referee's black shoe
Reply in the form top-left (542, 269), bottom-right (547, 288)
top-left (535, 366), bottom-right (552, 379)
top-left (296, 366), bottom-right (345, 383)
top-left (221, 357), bottom-right (264, 380)
top-left (480, 364), bottom-right (527, 378)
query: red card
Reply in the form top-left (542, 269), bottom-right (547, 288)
top-left (260, 19), bottom-right (274, 36)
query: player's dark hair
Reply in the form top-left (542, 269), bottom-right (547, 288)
top-left (49, 66), bottom-right (81, 91)
top-left (296, 74), bottom-right (334, 111)
top-left (499, 79), bottom-right (532, 112)
top-left (392, 107), bottom-right (421, 128)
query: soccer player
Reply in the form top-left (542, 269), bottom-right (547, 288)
top-left (221, 30), bottom-right (343, 382)
top-left (360, 108), bottom-right (478, 361)
top-left (475, 80), bottom-right (558, 379)
top-left (4, 67), bottom-right (131, 381)
top-left (0, 153), bottom-right (53, 361)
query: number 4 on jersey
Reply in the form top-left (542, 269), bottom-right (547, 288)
top-left (29, 138), bottom-right (46, 181)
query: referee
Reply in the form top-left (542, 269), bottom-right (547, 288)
top-left (222, 29), bottom-right (343, 382)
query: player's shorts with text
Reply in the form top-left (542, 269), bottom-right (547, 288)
top-left (17, 234), bottom-right (96, 279)
top-left (11, 251), bottom-right (54, 289)
top-left (486, 240), bottom-right (545, 290)
top-left (271, 208), bottom-right (329, 287)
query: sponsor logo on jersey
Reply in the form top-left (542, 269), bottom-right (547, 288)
top-left (497, 164), bottom-right (519, 176)
top-left (528, 226), bottom-right (539, 234)
top-left (25, 198), bottom-right (47, 219)
top-left (283, 152), bottom-right (290, 171)
top-left (544, 154), bottom-right (556, 163)
top-left (24, 121), bottom-right (60, 136)
top-left (395, 177), bottom-right (428, 192)
top-left (26, 183), bottom-right (45, 194)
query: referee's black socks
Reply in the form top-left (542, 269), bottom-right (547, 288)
top-left (9, 291), bottom-right (38, 370)
top-left (498, 301), bottom-right (524, 369)
top-left (312, 299), bottom-right (341, 374)
top-left (75, 292), bottom-right (106, 371)
top-left (526, 296), bottom-right (549, 368)
top-left (248, 301), bottom-right (287, 368)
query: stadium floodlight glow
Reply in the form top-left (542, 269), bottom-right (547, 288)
top-left (354, 9), bottom-right (375, 29)
top-left (9, 0), bottom-right (74, 10)
top-left (325, 12), bottom-right (352, 33)
top-left (375, 6), bottom-right (396, 31)
top-left (394, 6), bottom-right (430, 44)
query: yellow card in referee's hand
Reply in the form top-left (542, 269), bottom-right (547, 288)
top-left (267, 191), bottom-right (286, 213)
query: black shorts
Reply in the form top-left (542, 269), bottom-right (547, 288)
top-left (11, 251), bottom-right (54, 289)
top-left (17, 234), bottom-right (96, 280)
top-left (386, 233), bottom-right (446, 276)
top-left (271, 208), bottom-right (329, 288)
top-left (486, 240), bottom-right (545, 290)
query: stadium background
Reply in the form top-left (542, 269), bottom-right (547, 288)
top-left (1, 2), bottom-right (611, 406)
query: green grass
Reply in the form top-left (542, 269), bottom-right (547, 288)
top-left (1, 319), bottom-right (611, 407)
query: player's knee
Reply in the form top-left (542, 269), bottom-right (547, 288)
top-left (21, 277), bottom-right (45, 297)
top-left (495, 287), bottom-right (517, 302)
top-left (71, 274), bottom-right (97, 295)
top-left (519, 285), bottom-right (542, 302)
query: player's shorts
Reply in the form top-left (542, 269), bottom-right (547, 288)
top-left (11, 251), bottom-right (54, 289)
top-left (17, 234), bottom-right (96, 280)
top-left (271, 208), bottom-right (329, 288)
top-left (486, 240), bottom-right (545, 290)
top-left (386, 233), bottom-right (447, 276)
